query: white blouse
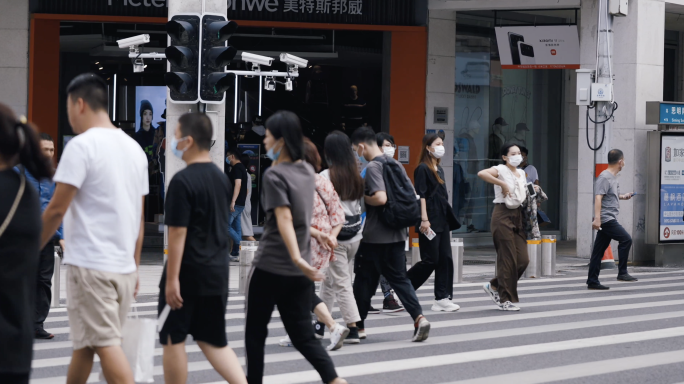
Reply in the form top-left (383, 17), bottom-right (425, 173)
top-left (493, 164), bottom-right (526, 203)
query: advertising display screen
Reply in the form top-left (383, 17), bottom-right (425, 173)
top-left (135, 86), bottom-right (167, 133)
top-left (659, 134), bottom-right (684, 242)
top-left (494, 26), bottom-right (580, 69)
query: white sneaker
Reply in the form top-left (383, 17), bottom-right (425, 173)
top-left (499, 301), bottom-right (520, 311)
top-left (327, 324), bottom-right (350, 351)
top-left (431, 298), bottom-right (460, 312)
top-left (483, 283), bottom-right (501, 306)
top-left (279, 335), bottom-right (293, 347)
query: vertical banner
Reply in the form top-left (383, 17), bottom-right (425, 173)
top-left (238, 144), bottom-right (261, 226)
top-left (494, 26), bottom-right (580, 69)
top-left (659, 135), bottom-right (684, 242)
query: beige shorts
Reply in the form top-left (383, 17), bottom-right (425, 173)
top-left (66, 265), bottom-right (137, 350)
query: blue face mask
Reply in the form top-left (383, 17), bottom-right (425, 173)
top-left (170, 137), bottom-right (188, 159)
top-left (266, 147), bottom-right (280, 161)
top-left (355, 146), bottom-right (368, 165)
top-left (226, 156), bottom-right (231, 165)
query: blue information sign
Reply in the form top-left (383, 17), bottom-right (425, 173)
top-left (660, 103), bottom-right (684, 124)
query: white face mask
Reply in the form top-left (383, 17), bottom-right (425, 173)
top-left (383, 146), bottom-right (396, 158)
top-left (507, 154), bottom-right (523, 167)
top-left (431, 145), bottom-right (445, 159)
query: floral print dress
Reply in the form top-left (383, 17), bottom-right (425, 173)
top-left (310, 173), bottom-right (345, 270)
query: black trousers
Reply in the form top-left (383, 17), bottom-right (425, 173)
top-left (353, 241), bottom-right (423, 322)
top-left (35, 239), bottom-right (55, 330)
top-left (587, 219), bottom-right (631, 286)
top-left (407, 230), bottom-right (453, 300)
top-left (245, 267), bottom-right (337, 384)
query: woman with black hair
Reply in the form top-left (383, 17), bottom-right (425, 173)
top-left (478, 143), bottom-right (530, 312)
top-left (407, 133), bottom-right (461, 312)
top-left (134, 99), bottom-right (157, 160)
top-left (0, 104), bottom-right (53, 384)
top-left (244, 111), bottom-right (347, 384)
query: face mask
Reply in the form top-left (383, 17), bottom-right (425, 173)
top-left (507, 154), bottom-right (523, 167)
top-left (226, 157), bottom-right (231, 165)
top-left (266, 147), bottom-right (280, 161)
top-left (170, 137), bottom-right (188, 159)
top-left (431, 145), bottom-right (445, 159)
top-left (383, 146), bottom-right (396, 158)
top-left (355, 146), bottom-right (368, 165)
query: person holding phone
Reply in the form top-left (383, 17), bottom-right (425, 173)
top-left (477, 143), bottom-right (529, 312)
top-left (407, 133), bottom-right (461, 312)
top-left (244, 111), bottom-right (347, 384)
top-left (588, 149), bottom-right (638, 290)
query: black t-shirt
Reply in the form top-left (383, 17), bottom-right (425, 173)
top-left (414, 163), bottom-right (449, 232)
top-left (134, 127), bottom-right (156, 160)
top-left (161, 163), bottom-right (233, 296)
top-left (0, 169), bottom-right (41, 373)
top-left (228, 162), bottom-right (248, 207)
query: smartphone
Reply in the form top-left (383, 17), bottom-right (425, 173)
top-left (526, 182), bottom-right (536, 197)
top-left (508, 32), bottom-right (524, 65)
top-left (518, 42), bottom-right (536, 65)
top-left (425, 228), bottom-right (437, 241)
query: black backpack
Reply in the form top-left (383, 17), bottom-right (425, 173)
top-left (374, 156), bottom-right (421, 229)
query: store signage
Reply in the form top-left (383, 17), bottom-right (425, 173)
top-left (31, 0), bottom-right (418, 25)
top-left (434, 107), bottom-right (448, 124)
top-left (659, 103), bottom-right (684, 125)
top-left (659, 134), bottom-right (684, 242)
top-left (494, 26), bottom-right (580, 69)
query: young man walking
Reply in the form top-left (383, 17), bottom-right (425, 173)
top-left (160, 113), bottom-right (246, 384)
top-left (41, 73), bottom-right (147, 384)
top-left (351, 127), bottom-right (430, 342)
top-left (588, 149), bottom-right (638, 290)
top-left (226, 148), bottom-right (248, 261)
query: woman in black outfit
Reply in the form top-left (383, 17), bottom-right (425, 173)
top-left (244, 111), bottom-right (347, 384)
top-left (0, 104), bottom-right (54, 384)
top-left (407, 133), bottom-right (461, 312)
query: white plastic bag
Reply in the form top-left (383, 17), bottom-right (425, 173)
top-left (121, 307), bottom-right (156, 383)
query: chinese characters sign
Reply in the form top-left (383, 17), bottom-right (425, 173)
top-left (659, 135), bottom-right (684, 242)
top-left (659, 103), bottom-right (684, 125)
top-left (280, 0), bottom-right (363, 14)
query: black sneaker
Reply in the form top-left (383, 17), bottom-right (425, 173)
top-left (588, 284), bottom-right (610, 290)
top-left (35, 328), bottom-right (54, 340)
top-left (617, 274), bottom-right (638, 282)
top-left (314, 321), bottom-right (325, 339)
top-left (344, 327), bottom-right (361, 344)
top-left (368, 305), bottom-right (380, 314)
top-left (383, 296), bottom-right (405, 313)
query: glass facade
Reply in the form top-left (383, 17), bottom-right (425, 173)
top-left (452, 11), bottom-right (573, 233)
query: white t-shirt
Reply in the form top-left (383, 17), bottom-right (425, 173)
top-left (320, 169), bottom-right (364, 244)
top-left (493, 164), bottom-right (526, 204)
top-left (523, 164), bottom-right (539, 184)
top-left (54, 128), bottom-right (149, 274)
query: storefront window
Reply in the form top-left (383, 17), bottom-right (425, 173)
top-left (453, 11), bottom-right (569, 233)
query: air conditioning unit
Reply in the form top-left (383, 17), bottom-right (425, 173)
top-left (609, 0), bottom-right (628, 17)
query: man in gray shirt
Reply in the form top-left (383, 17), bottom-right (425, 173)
top-left (351, 127), bottom-right (430, 343)
top-left (588, 149), bottom-right (638, 290)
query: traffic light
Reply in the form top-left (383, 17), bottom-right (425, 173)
top-left (199, 15), bottom-right (238, 104)
top-left (165, 14), bottom-right (200, 103)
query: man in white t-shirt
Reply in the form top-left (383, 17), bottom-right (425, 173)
top-left (41, 73), bottom-right (148, 383)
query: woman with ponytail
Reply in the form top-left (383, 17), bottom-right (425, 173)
top-left (0, 103), bottom-right (53, 384)
top-left (407, 133), bottom-right (462, 313)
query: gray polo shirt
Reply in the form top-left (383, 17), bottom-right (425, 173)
top-left (595, 170), bottom-right (620, 223)
top-left (361, 156), bottom-right (409, 244)
top-left (253, 162), bottom-right (315, 277)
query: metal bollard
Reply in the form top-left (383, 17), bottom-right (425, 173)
top-left (51, 246), bottom-right (62, 308)
top-left (541, 235), bottom-right (557, 276)
top-left (451, 238), bottom-right (463, 284)
top-left (238, 241), bottom-right (258, 295)
top-left (411, 238), bottom-right (420, 266)
top-left (524, 240), bottom-right (542, 278)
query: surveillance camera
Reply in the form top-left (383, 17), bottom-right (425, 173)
top-left (279, 53), bottom-right (308, 68)
top-left (284, 78), bottom-right (293, 91)
top-left (117, 34), bottom-right (151, 49)
top-left (242, 52), bottom-right (273, 67)
top-left (264, 77), bottom-right (276, 91)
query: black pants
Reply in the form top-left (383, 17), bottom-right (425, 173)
top-left (0, 373), bottom-right (29, 384)
top-left (353, 241), bottom-right (423, 321)
top-left (245, 267), bottom-right (337, 384)
top-left (35, 239), bottom-right (55, 330)
top-left (587, 219), bottom-right (631, 286)
top-left (407, 230), bottom-right (453, 300)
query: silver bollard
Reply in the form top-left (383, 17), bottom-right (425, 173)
top-left (541, 235), bottom-right (557, 276)
top-left (238, 241), bottom-right (258, 295)
top-left (524, 240), bottom-right (542, 278)
top-left (51, 246), bottom-right (61, 308)
top-left (411, 238), bottom-right (420, 266)
top-left (451, 238), bottom-right (463, 284)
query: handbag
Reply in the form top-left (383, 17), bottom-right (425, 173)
top-left (122, 306), bottom-right (156, 383)
top-left (503, 166), bottom-right (527, 209)
top-left (316, 184), bottom-right (362, 241)
top-left (0, 173), bottom-right (25, 238)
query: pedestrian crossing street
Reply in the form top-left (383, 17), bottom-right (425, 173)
top-left (31, 270), bottom-right (684, 384)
